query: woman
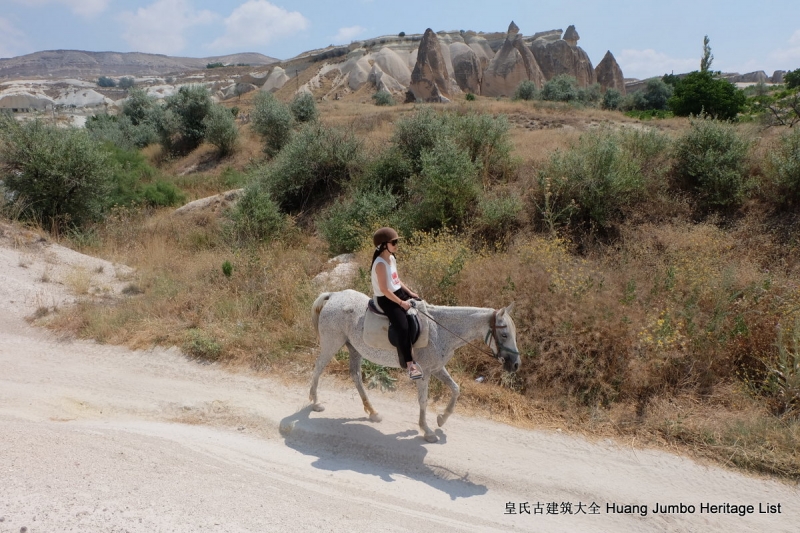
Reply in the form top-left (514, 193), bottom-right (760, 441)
top-left (370, 227), bottom-right (423, 380)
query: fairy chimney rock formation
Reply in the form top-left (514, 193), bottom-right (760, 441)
top-left (481, 21), bottom-right (545, 97)
top-left (450, 42), bottom-right (482, 94)
top-left (595, 51), bottom-right (626, 94)
top-left (563, 25), bottom-right (580, 46)
top-left (531, 24), bottom-right (596, 87)
top-left (408, 28), bottom-right (455, 102)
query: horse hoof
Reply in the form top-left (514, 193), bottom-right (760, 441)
top-left (437, 414), bottom-right (446, 427)
top-left (424, 433), bottom-right (439, 443)
top-left (369, 412), bottom-right (383, 423)
top-left (311, 403), bottom-right (325, 412)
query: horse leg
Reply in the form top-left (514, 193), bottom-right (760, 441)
top-left (433, 367), bottom-right (460, 428)
top-left (346, 343), bottom-right (382, 423)
top-left (416, 376), bottom-right (438, 442)
top-left (309, 332), bottom-right (345, 412)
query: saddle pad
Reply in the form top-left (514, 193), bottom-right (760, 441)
top-left (363, 300), bottom-right (430, 350)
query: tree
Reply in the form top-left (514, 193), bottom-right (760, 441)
top-left (118, 77), bottom-right (135, 89)
top-left (202, 104), bottom-right (238, 156)
top-left (668, 71), bottom-right (746, 120)
top-left (701, 35), bottom-right (714, 73)
top-left (162, 85), bottom-right (213, 152)
top-left (251, 91), bottom-right (294, 156)
top-left (0, 119), bottom-right (111, 230)
top-left (643, 78), bottom-right (673, 110)
top-left (785, 68), bottom-right (800, 89)
top-left (97, 76), bottom-right (116, 88)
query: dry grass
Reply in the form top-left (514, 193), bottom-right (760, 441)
top-left (34, 98), bottom-right (800, 481)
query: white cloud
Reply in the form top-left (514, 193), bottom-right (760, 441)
top-left (0, 17), bottom-right (29, 58)
top-left (118, 0), bottom-right (216, 55)
top-left (333, 26), bottom-right (366, 44)
top-left (207, 1), bottom-right (309, 52)
top-left (617, 49), bottom-right (697, 80)
top-left (11, 0), bottom-right (109, 18)
top-left (768, 29), bottom-right (800, 68)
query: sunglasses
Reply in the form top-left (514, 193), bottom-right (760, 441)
top-left (389, 239), bottom-right (399, 246)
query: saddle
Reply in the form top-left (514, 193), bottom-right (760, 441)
top-left (363, 298), bottom-right (430, 350)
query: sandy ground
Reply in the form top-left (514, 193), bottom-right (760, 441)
top-left (0, 223), bottom-right (798, 532)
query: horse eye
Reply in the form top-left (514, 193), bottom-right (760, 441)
top-left (502, 333), bottom-right (508, 339)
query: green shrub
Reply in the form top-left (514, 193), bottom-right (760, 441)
top-left (643, 78), bottom-right (673, 110)
top-left (450, 112), bottom-right (513, 180)
top-left (513, 80), bottom-right (538, 101)
top-left (672, 117), bottom-right (750, 211)
top-left (668, 71), bottom-right (746, 120)
top-left (357, 147), bottom-right (413, 195)
top-left (0, 119), bottom-right (111, 230)
top-left (577, 83), bottom-right (602, 105)
top-left (97, 76), bottom-right (116, 88)
top-left (408, 137), bottom-right (480, 230)
top-left (122, 88), bottom-right (158, 126)
top-left (258, 123), bottom-right (362, 211)
top-left (372, 90), bottom-right (395, 106)
top-left (317, 188), bottom-right (399, 254)
top-left (542, 75), bottom-right (579, 102)
top-left (766, 128), bottom-right (800, 206)
top-left (86, 113), bottom-right (159, 151)
top-left (602, 88), bottom-right (622, 110)
top-left (161, 85), bottom-right (213, 153)
top-left (473, 191), bottom-right (523, 244)
top-left (203, 103), bottom-right (238, 156)
top-left (118, 77), bottom-right (135, 89)
top-left (534, 129), bottom-right (644, 230)
top-left (251, 91), bottom-right (294, 156)
top-left (103, 145), bottom-right (185, 208)
top-left (391, 107), bottom-right (449, 172)
top-left (465, 93), bottom-right (476, 101)
top-left (183, 328), bottom-right (222, 361)
top-left (290, 92), bottom-right (318, 123)
top-left (229, 181), bottom-right (289, 242)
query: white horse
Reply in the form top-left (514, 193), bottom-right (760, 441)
top-left (310, 289), bottom-right (520, 442)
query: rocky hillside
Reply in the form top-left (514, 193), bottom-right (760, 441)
top-left (0, 50), bottom-right (278, 79)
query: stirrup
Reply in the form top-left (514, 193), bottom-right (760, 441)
top-left (409, 363), bottom-right (423, 380)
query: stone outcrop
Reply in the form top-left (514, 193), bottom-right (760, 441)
top-left (262, 66), bottom-right (291, 92)
top-left (772, 70), bottom-right (786, 84)
top-left (408, 28), bottom-right (455, 102)
top-left (595, 51), bottom-right (626, 94)
top-left (482, 21), bottom-right (545, 97)
top-left (449, 42), bottom-right (482, 94)
top-left (531, 25), bottom-right (596, 87)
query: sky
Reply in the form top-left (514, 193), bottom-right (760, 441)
top-left (0, 0), bottom-right (799, 80)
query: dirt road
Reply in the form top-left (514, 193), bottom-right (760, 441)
top-left (0, 229), bottom-right (797, 532)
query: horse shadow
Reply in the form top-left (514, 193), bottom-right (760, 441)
top-left (279, 405), bottom-right (488, 500)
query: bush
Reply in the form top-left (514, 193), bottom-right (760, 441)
top-left (290, 92), bottom-right (318, 123)
top-left (229, 181), bottom-right (289, 242)
top-left (784, 68), bottom-right (800, 89)
top-left (103, 145), bottom-right (184, 208)
top-left (251, 91), bottom-right (294, 156)
top-left (450, 112), bottom-right (513, 180)
top-left (86, 113), bottom-right (158, 151)
top-left (542, 75), bottom-right (579, 102)
top-left (372, 90), bottom-right (395, 106)
top-left (161, 85), bottom-right (213, 153)
top-left (534, 129), bottom-right (645, 230)
top-left (357, 147), bottom-right (413, 195)
top-left (668, 71), bottom-right (746, 120)
top-left (203, 103), bottom-right (238, 156)
top-left (473, 191), bottom-right (523, 245)
top-left (408, 137), bottom-right (480, 230)
top-left (465, 93), bottom-right (476, 101)
top-left (317, 188), bottom-right (399, 254)
top-left (118, 77), bottom-right (135, 89)
top-left (97, 76), bottom-right (116, 88)
top-left (257, 123), bottom-right (362, 211)
top-left (672, 117), bottom-right (750, 211)
top-left (766, 128), bottom-right (800, 206)
top-left (391, 107), bottom-right (449, 172)
top-left (602, 88), bottom-right (622, 110)
top-left (642, 78), bottom-right (673, 110)
top-left (0, 120), bottom-right (111, 230)
top-left (513, 80), bottom-right (538, 101)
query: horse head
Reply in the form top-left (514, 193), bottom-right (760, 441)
top-left (490, 303), bottom-right (521, 373)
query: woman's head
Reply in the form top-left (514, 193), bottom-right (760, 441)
top-left (372, 227), bottom-right (399, 248)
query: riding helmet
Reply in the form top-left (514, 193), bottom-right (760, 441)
top-left (372, 227), bottom-right (399, 247)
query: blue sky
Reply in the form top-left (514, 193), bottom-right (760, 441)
top-left (1, 0), bottom-right (798, 80)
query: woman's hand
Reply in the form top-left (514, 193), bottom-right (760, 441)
top-left (400, 300), bottom-right (412, 311)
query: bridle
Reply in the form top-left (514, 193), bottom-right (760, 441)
top-left (413, 302), bottom-right (519, 363)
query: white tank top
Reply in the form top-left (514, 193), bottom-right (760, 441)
top-left (371, 256), bottom-right (402, 297)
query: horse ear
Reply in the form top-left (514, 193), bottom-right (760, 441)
top-left (504, 302), bottom-right (515, 315)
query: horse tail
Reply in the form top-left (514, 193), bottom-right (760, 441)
top-left (311, 292), bottom-right (332, 340)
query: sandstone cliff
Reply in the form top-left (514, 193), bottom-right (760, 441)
top-left (530, 25), bottom-right (596, 87)
top-left (595, 51), bottom-right (626, 94)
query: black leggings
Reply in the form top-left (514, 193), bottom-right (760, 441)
top-left (377, 289), bottom-right (413, 367)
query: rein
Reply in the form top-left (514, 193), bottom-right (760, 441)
top-left (413, 303), bottom-right (518, 362)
